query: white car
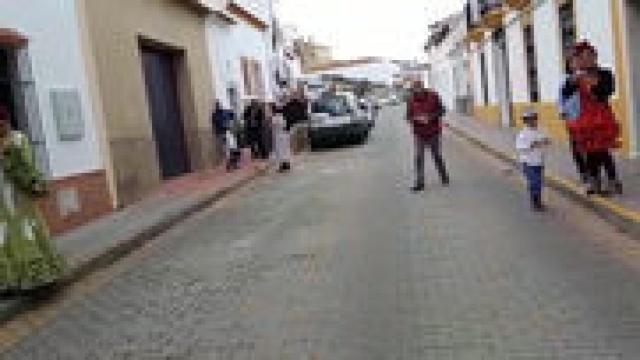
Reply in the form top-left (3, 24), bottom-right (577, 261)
top-left (309, 92), bottom-right (371, 148)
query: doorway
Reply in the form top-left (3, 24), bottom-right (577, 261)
top-left (140, 46), bottom-right (190, 179)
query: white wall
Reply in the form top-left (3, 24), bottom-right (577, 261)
top-left (623, 0), bottom-right (640, 157)
top-left (533, 0), bottom-right (563, 103)
top-left (471, 50), bottom-right (485, 107)
top-left (207, 16), bottom-right (274, 109)
top-left (0, 0), bottom-right (103, 179)
top-left (505, 13), bottom-right (530, 103)
top-left (484, 37), bottom-right (499, 105)
top-left (575, 0), bottom-right (616, 71)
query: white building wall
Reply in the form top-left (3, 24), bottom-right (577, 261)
top-left (623, 0), bottom-right (640, 158)
top-left (207, 18), bottom-right (234, 109)
top-left (484, 38), bottom-right (499, 105)
top-left (505, 14), bottom-right (529, 103)
top-left (429, 63), bottom-right (446, 108)
top-left (0, 0), bottom-right (103, 179)
top-left (575, 0), bottom-right (616, 71)
top-left (471, 50), bottom-right (484, 107)
top-left (207, 20), bottom-right (273, 107)
top-left (533, 0), bottom-right (563, 103)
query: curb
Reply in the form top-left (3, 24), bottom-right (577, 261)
top-left (447, 124), bottom-right (640, 238)
top-left (0, 165), bottom-right (269, 325)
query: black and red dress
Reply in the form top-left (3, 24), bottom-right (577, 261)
top-left (567, 68), bottom-right (620, 153)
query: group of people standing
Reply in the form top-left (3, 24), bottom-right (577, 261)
top-left (212, 90), bottom-right (309, 173)
top-left (559, 40), bottom-right (623, 196)
top-left (407, 40), bottom-right (625, 212)
top-left (517, 40), bottom-right (623, 211)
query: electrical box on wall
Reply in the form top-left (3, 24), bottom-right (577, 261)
top-left (50, 88), bottom-right (84, 142)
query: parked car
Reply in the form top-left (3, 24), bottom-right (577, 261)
top-left (387, 94), bottom-right (401, 106)
top-left (309, 92), bottom-right (371, 148)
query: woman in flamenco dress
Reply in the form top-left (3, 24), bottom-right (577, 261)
top-left (566, 41), bottom-right (623, 195)
top-left (0, 105), bottom-right (66, 295)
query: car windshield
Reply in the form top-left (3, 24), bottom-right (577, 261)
top-left (312, 94), bottom-right (350, 116)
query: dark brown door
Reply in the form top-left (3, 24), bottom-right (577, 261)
top-left (141, 48), bottom-right (190, 179)
top-left (0, 48), bottom-right (17, 129)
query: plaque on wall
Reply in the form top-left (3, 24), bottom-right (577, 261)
top-left (50, 88), bottom-right (84, 141)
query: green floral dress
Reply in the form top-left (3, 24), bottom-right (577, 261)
top-left (0, 131), bottom-right (65, 291)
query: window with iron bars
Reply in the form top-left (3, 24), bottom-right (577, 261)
top-left (0, 46), bottom-right (50, 177)
top-left (523, 24), bottom-right (540, 103)
top-left (559, 0), bottom-right (576, 64)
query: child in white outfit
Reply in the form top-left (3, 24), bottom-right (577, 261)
top-left (516, 110), bottom-right (550, 211)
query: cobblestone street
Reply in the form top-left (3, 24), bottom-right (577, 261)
top-left (4, 107), bottom-right (640, 359)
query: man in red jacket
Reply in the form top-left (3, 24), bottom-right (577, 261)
top-left (407, 80), bottom-right (450, 192)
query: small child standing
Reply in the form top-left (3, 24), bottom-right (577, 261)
top-left (516, 110), bottom-right (551, 211)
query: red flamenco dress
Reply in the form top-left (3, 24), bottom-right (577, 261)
top-left (568, 77), bottom-right (620, 154)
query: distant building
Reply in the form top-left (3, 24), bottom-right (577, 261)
top-left (310, 58), bottom-right (399, 87)
top-left (424, 11), bottom-right (473, 114)
top-left (393, 60), bottom-right (431, 90)
top-left (294, 39), bottom-right (333, 74)
top-left (272, 22), bottom-right (303, 101)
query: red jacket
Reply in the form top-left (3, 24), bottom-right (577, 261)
top-left (407, 90), bottom-right (445, 139)
top-left (567, 68), bottom-right (620, 152)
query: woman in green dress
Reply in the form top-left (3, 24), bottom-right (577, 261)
top-left (0, 105), bottom-right (65, 294)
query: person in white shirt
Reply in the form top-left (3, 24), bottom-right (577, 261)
top-left (516, 110), bottom-right (551, 211)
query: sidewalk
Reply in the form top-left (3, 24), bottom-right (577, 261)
top-left (0, 155), bottom-right (270, 322)
top-left (446, 114), bottom-right (640, 234)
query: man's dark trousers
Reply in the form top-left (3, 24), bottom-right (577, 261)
top-left (415, 134), bottom-right (449, 187)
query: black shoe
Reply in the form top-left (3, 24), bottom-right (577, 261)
top-left (531, 195), bottom-right (546, 212)
top-left (580, 174), bottom-right (590, 185)
top-left (605, 180), bottom-right (623, 195)
top-left (278, 162), bottom-right (291, 173)
top-left (586, 179), bottom-right (601, 196)
top-left (442, 178), bottom-right (450, 187)
top-left (411, 184), bottom-right (425, 192)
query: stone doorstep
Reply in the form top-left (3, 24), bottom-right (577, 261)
top-left (446, 124), bottom-right (640, 239)
top-left (0, 163), bottom-right (270, 325)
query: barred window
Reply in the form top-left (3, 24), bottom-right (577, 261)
top-left (523, 24), bottom-right (540, 103)
top-left (559, 0), bottom-right (576, 63)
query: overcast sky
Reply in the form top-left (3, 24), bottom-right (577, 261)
top-left (275, 0), bottom-right (465, 61)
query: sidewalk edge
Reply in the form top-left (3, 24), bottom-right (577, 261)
top-left (0, 166), bottom-right (269, 325)
top-left (447, 125), bottom-right (640, 238)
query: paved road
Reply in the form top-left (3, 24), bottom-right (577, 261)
top-left (4, 107), bottom-right (640, 359)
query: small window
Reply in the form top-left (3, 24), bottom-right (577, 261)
top-left (50, 88), bottom-right (84, 141)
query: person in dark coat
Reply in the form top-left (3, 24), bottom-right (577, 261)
top-left (283, 91), bottom-right (309, 132)
top-left (278, 91), bottom-right (309, 171)
top-left (406, 80), bottom-right (450, 192)
top-left (244, 99), bottom-right (267, 159)
top-left (565, 41), bottom-right (622, 195)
